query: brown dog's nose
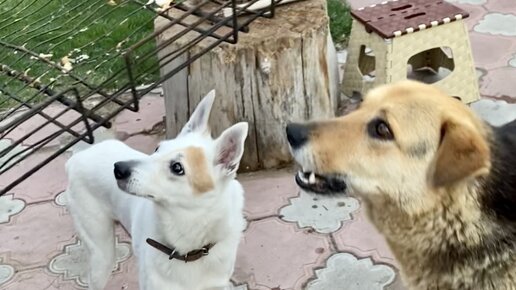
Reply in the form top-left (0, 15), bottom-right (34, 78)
top-left (286, 123), bottom-right (310, 149)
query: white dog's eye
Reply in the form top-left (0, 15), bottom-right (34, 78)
top-left (154, 146), bottom-right (160, 152)
top-left (170, 162), bottom-right (185, 176)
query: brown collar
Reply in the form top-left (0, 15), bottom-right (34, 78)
top-left (146, 238), bottom-right (214, 262)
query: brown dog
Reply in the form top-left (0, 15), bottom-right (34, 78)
top-left (286, 80), bottom-right (516, 290)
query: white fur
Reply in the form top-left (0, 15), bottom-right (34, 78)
top-left (65, 90), bottom-right (248, 290)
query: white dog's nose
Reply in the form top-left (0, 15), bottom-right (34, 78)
top-left (114, 161), bottom-right (132, 180)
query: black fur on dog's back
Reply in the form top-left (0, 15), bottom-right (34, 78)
top-left (481, 119), bottom-right (516, 223)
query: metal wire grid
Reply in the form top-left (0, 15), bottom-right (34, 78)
top-left (0, 0), bottom-right (277, 195)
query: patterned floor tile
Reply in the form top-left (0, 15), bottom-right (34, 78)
top-left (123, 134), bottom-right (161, 155)
top-left (66, 127), bottom-right (117, 154)
top-left (458, 4), bottom-right (488, 31)
top-left (0, 194), bottom-right (25, 224)
top-left (1, 267), bottom-right (69, 290)
top-left (447, 0), bottom-right (486, 5)
top-left (0, 263), bottom-right (14, 286)
top-left (231, 283), bottom-right (250, 290)
top-left (485, 0), bottom-right (516, 14)
top-left (332, 209), bottom-right (398, 268)
top-left (0, 264), bottom-right (138, 290)
top-left (238, 170), bottom-right (300, 220)
top-left (479, 66), bottom-right (516, 100)
top-left (474, 13), bottom-right (516, 36)
top-left (0, 202), bottom-right (75, 270)
top-left (1, 104), bottom-right (84, 148)
top-left (48, 237), bottom-right (132, 287)
top-left (471, 98), bottom-right (516, 125)
top-left (0, 139), bottom-right (31, 172)
top-left (0, 152), bottom-right (69, 203)
top-left (509, 53), bottom-right (516, 68)
top-left (346, 0), bottom-right (382, 9)
top-left (470, 33), bottom-right (515, 69)
top-left (114, 96), bottom-right (165, 135)
top-left (54, 191), bottom-right (66, 207)
top-left (280, 190), bottom-right (359, 234)
top-left (306, 253), bottom-right (396, 290)
top-left (233, 218), bottom-right (332, 289)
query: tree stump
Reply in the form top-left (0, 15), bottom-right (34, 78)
top-left (156, 0), bottom-right (339, 171)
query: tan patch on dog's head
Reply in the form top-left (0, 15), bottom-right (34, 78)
top-left (291, 80), bottom-right (491, 215)
top-left (184, 146), bottom-right (214, 194)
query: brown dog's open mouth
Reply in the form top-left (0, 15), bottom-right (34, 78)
top-left (295, 171), bottom-right (347, 194)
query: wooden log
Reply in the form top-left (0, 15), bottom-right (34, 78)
top-left (156, 0), bottom-right (339, 171)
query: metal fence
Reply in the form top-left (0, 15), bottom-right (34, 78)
top-left (0, 0), bottom-right (277, 195)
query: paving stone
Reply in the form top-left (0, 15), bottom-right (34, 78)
top-left (0, 202), bottom-right (76, 270)
top-left (446, 0), bottom-right (486, 5)
top-left (479, 67), bottom-right (516, 101)
top-left (1, 267), bottom-right (68, 290)
top-left (233, 218), bottom-right (332, 289)
top-left (0, 263), bottom-right (14, 286)
top-left (0, 139), bottom-right (30, 172)
top-left (332, 209), bottom-right (399, 268)
top-left (48, 237), bottom-right (132, 288)
top-left (0, 194), bottom-right (25, 224)
top-left (471, 98), bottom-right (516, 126)
top-left (306, 253), bottom-right (396, 290)
top-left (114, 96), bottom-right (165, 135)
top-left (0, 105), bottom-right (84, 148)
top-left (123, 134), bottom-right (161, 155)
top-left (0, 152), bottom-right (69, 203)
top-left (484, 0), bottom-right (516, 15)
top-left (280, 190), bottom-right (359, 234)
top-left (470, 33), bottom-right (516, 70)
top-left (2, 1), bottom-right (515, 288)
top-left (66, 127), bottom-right (117, 154)
top-left (474, 13), bottom-right (516, 36)
top-left (238, 170), bottom-right (300, 220)
top-left (509, 53), bottom-right (516, 68)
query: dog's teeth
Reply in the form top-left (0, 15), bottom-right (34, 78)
top-left (298, 171), bottom-right (308, 183)
top-left (309, 172), bottom-right (316, 184)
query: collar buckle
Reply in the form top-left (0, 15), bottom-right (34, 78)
top-left (168, 248), bottom-right (177, 260)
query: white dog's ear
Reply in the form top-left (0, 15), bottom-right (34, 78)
top-left (179, 90), bottom-right (216, 136)
top-left (214, 122), bottom-right (248, 176)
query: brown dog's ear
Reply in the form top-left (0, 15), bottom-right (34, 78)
top-left (432, 118), bottom-right (490, 187)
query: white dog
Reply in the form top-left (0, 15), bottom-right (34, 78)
top-left (65, 90), bottom-right (248, 290)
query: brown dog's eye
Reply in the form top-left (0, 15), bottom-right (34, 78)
top-left (368, 119), bottom-right (394, 140)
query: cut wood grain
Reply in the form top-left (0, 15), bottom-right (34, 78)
top-left (156, 0), bottom-right (339, 171)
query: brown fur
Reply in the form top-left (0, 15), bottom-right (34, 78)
top-left (184, 146), bottom-right (214, 194)
top-left (289, 81), bottom-right (516, 290)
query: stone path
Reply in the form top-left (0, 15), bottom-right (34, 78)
top-left (1, 0), bottom-right (515, 289)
